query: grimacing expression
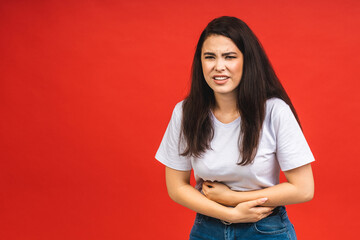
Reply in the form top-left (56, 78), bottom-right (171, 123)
top-left (201, 35), bottom-right (244, 98)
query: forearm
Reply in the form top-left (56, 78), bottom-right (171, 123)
top-left (169, 183), bottom-right (234, 222)
top-left (166, 167), bottom-right (276, 223)
top-left (203, 164), bottom-right (314, 207)
top-left (226, 182), bottom-right (313, 207)
top-left (165, 167), bottom-right (234, 221)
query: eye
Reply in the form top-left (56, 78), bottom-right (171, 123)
top-left (225, 56), bottom-right (237, 59)
top-left (204, 56), bottom-right (215, 59)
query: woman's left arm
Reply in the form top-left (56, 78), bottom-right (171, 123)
top-left (202, 163), bottom-right (314, 207)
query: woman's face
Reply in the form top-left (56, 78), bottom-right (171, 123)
top-left (201, 34), bottom-right (244, 98)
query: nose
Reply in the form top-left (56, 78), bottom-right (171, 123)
top-left (214, 59), bottom-right (225, 72)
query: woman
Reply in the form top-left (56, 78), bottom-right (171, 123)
top-left (155, 16), bottom-right (314, 240)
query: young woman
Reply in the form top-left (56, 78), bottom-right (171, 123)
top-left (155, 16), bottom-right (314, 240)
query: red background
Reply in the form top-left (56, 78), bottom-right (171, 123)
top-left (1, 0), bottom-right (359, 239)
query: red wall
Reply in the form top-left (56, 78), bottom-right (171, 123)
top-left (1, 0), bottom-right (359, 239)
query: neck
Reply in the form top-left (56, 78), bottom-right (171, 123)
top-left (213, 92), bottom-right (238, 115)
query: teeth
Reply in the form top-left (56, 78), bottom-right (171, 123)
top-left (214, 77), bottom-right (228, 80)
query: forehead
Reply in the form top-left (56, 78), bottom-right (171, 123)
top-left (201, 35), bottom-right (240, 53)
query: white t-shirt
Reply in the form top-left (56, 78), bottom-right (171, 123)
top-left (155, 98), bottom-right (315, 191)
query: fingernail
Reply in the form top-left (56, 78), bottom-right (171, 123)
top-left (260, 198), bottom-right (268, 203)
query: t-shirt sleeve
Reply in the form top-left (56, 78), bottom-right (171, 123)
top-left (155, 102), bottom-right (192, 171)
top-left (272, 101), bottom-right (315, 171)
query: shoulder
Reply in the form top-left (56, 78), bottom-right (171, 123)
top-left (174, 100), bottom-right (184, 113)
top-left (266, 97), bottom-right (290, 110)
top-left (168, 100), bottom-right (184, 124)
top-left (172, 100), bottom-right (184, 117)
top-left (265, 97), bottom-right (291, 117)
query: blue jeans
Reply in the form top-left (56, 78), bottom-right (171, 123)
top-left (189, 206), bottom-right (296, 240)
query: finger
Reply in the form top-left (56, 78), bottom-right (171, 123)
top-left (202, 183), bottom-right (208, 194)
top-left (260, 211), bottom-right (273, 220)
top-left (202, 188), bottom-right (207, 196)
top-left (266, 211), bottom-right (273, 216)
top-left (246, 198), bottom-right (268, 208)
top-left (254, 206), bottom-right (274, 214)
top-left (265, 210), bottom-right (273, 217)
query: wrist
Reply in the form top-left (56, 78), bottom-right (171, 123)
top-left (224, 207), bottom-right (236, 223)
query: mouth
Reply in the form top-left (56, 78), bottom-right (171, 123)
top-left (212, 75), bottom-right (229, 84)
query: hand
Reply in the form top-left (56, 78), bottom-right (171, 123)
top-left (202, 181), bottom-right (234, 206)
top-left (228, 198), bottom-right (275, 223)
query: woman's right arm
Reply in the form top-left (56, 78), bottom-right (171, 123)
top-left (165, 166), bottom-right (274, 223)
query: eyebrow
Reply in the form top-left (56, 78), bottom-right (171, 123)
top-left (203, 52), bottom-right (238, 56)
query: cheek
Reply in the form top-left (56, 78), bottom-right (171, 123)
top-left (202, 62), bottom-right (212, 73)
top-left (235, 62), bottom-right (244, 72)
top-left (232, 62), bottom-right (244, 77)
top-left (202, 63), bottom-right (213, 81)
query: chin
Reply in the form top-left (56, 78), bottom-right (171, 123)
top-left (213, 87), bottom-right (236, 95)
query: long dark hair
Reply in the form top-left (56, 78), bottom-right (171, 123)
top-left (181, 16), bottom-right (301, 165)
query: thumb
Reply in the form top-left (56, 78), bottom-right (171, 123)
top-left (246, 197), bottom-right (268, 207)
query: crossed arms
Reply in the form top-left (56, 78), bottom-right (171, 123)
top-left (165, 163), bottom-right (314, 223)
